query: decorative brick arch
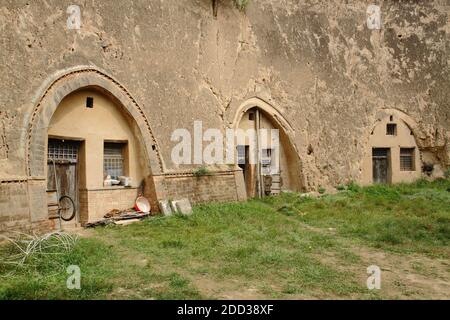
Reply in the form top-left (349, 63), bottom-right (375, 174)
top-left (231, 97), bottom-right (306, 191)
top-left (370, 108), bottom-right (425, 148)
top-left (361, 108), bottom-right (425, 185)
top-left (231, 97), bottom-right (296, 137)
top-left (26, 66), bottom-right (165, 178)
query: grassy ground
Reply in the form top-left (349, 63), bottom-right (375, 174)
top-left (0, 180), bottom-right (449, 300)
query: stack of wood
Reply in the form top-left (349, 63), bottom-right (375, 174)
top-left (84, 209), bottom-right (150, 228)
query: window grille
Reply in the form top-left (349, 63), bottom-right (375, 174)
top-left (104, 143), bottom-right (125, 178)
top-left (48, 139), bottom-right (78, 162)
top-left (386, 124), bottom-right (397, 136)
top-left (372, 148), bottom-right (389, 158)
top-left (400, 148), bottom-right (415, 171)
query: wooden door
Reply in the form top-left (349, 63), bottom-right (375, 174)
top-left (47, 139), bottom-right (80, 219)
top-left (372, 148), bottom-right (390, 184)
top-left (48, 162), bottom-right (78, 198)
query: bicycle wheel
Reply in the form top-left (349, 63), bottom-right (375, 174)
top-left (59, 196), bottom-right (76, 221)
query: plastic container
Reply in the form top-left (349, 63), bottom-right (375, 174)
top-left (134, 196), bottom-right (151, 213)
top-left (119, 176), bottom-right (132, 187)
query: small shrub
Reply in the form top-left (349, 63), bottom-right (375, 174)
top-left (318, 187), bottom-right (326, 195)
top-left (193, 167), bottom-right (210, 177)
top-left (233, 0), bottom-right (249, 11)
top-left (277, 204), bottom-right (296, 216)
top-left (347, 181), bottom-right (362, 193)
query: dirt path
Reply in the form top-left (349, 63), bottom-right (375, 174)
top-left (76, 224), bottom-right (449, 300)
top-left (187, 239), bottom-right (450, 300)
top-left (350, 245), bottom-right (449, 299)
top-left (267, 216), bottom-right (450, 299)
top-left (304, 225), bottom-right (450, 300)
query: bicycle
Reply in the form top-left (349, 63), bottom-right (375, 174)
top-left (49, 158), bottom-right (77, 222)
top-left (58, 195), bottom-right (76, 221)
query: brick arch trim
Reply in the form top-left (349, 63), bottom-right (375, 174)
top-left (231, 97), bottom-right (296, 138)
top-left (371, 108), bottom-right (425, 148)
top-left (26, 66), bottom-right (164, 178)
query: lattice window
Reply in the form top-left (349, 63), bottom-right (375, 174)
top-left (400, 148), bottom-right (415, 171)
top-left (104, 142), bottom-right (126, 178)
top-left (386, 123), bottom-right (397, 136)
top-left (372, 148), bottom-right (389, 158)
top-left (48, 139), bottom-right (78, 162)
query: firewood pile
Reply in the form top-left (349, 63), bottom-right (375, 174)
top-left (84, 209), bottom-right (150, 228)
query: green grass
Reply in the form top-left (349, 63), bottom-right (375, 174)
top-left (0, 238), bottom-right (116, 300)
top-left (0, 179), bottom-right (448, 300)
top-left (263, 179), bottom-right (450, 256)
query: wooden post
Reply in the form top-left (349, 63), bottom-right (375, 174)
top-left (255, 109), bottom-right (263, 198)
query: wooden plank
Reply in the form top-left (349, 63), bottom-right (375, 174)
top-left (47, 191), bottom-right (58, 206)
top-left (271, 175), bottom-right (281, 183)
top-left (48, 206), bottom-right (59, 219)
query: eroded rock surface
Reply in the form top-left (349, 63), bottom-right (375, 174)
top-left (0, 0), bottom-right (448, 189)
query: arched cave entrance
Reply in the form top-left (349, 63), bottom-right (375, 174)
top-left (26, 67), bottom-right (164, 226)
top-left (362, 113), bottom-right (422, 185)
top-left (47, 88), bottom-right (150, 223)
top-left (234, 100), bottom-right (303, 198)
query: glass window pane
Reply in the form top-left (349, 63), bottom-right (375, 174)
top-left (104, 143), bottom-right (125, 178)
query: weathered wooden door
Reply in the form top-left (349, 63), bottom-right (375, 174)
top-left (47, 139), bottom-right (80, 219)
top-left (372, 148), bottom-right (390, 184)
